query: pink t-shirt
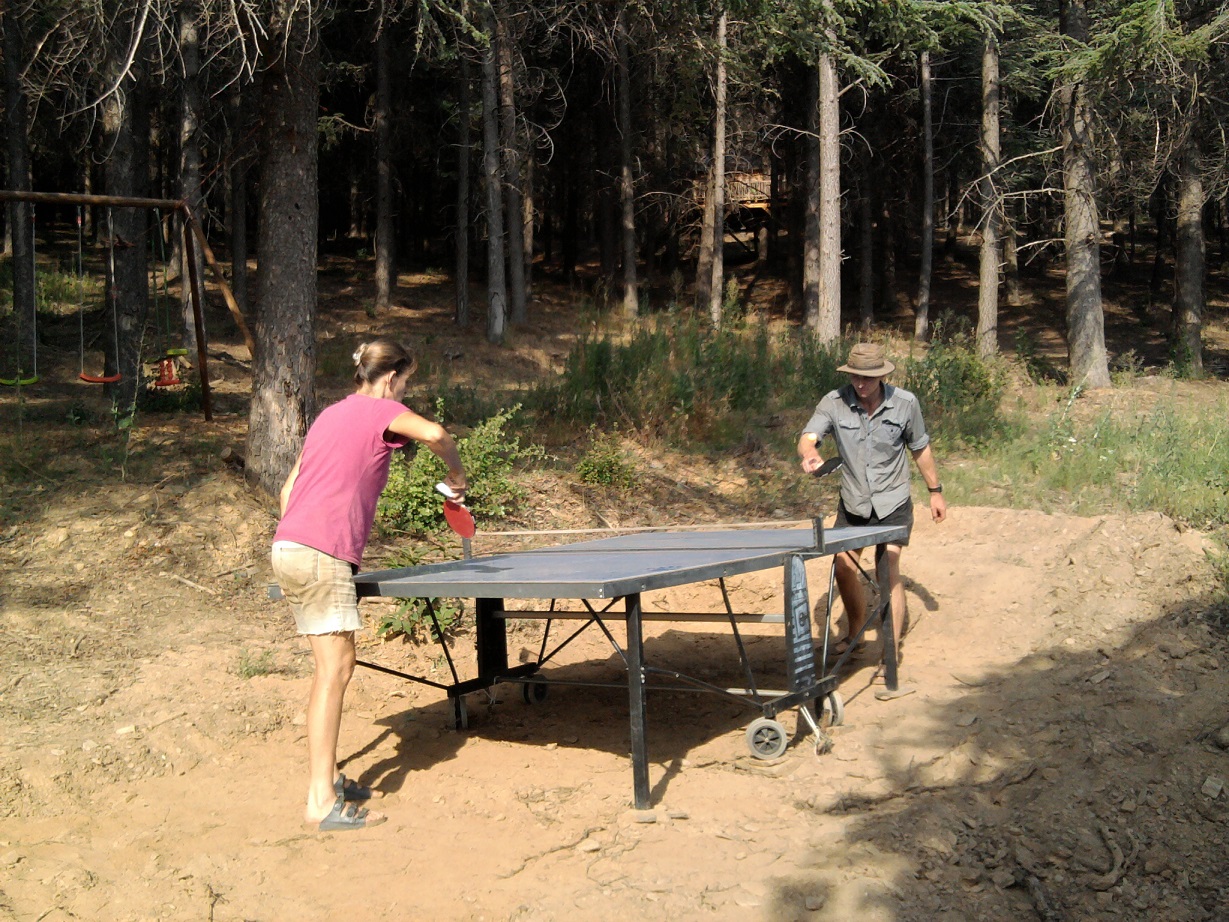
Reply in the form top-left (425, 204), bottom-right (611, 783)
top-left (273, 394), bottom-right (410, 566)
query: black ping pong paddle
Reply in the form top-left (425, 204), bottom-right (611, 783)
top-left (813, 456), bottom-right (844, 478)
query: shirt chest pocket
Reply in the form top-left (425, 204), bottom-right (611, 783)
top-left (871, 418), bottom-right (905, 452)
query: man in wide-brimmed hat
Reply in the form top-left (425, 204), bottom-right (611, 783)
top-left (797, 342), bottom-right (946, 698)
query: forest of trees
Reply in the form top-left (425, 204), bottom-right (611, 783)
top-left (2, 1), bottom-right (1228, 493)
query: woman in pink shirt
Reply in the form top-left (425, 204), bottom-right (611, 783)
top-left (273, 339), bottom-right (467, 831)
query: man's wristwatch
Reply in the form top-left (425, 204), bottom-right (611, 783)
top-left (928, 484), bottom-right (943, 494)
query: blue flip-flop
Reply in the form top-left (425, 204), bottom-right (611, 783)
top-left (318, 794), bottom-right (385, 832)
top-left (334, 773), bottom-right (373, 801)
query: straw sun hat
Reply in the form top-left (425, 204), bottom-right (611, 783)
top-left (837, 342), bottom-right (895, 377)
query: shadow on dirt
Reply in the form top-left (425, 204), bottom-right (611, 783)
top-left (763, 592), bottom-right (1229, 922)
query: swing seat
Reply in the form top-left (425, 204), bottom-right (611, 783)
top-left (0, 373), bottom-right (39, 387)
top-left (79, 371), bottom-right (122, 384)
top-left (153, 358), bottom-right (181, 387)
top-left (165, 348), bottom-right (190, 357)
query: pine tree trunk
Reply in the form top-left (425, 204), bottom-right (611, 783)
top-left (977, 29), bottom-right (1000, 359)
top-left (1150, 180), bottom-right (1169, 304)
top-left (178, 1), bottom-right (204, 353)
top-left (494, 0), bottom-right (526, 324)
top-left (1060, 0), bottom-right (1110, 388)
top-left (802, 65), bottom-right (821, 329)
top-left (101, 64), bottom-right (151, 415)
top-left (374, 15), bottom-right (395, 312)
top-left (695, 164), bottom-right (716, 312)
top-left (455, 55), bottom-right (472, 326)
top-left (858, 178), bottom-right (874, 331)
top-left (877, 197), bottom-right (896, 317)
top-left (1173, 134), bottom-right (1205, 376)
top-left (707, 8), bottom-right (727, 325)
top-left (914, 51), bottom-right (934, 341)
top-left (246, 8), bottom-right (320, 495)
top-left (228, 83), bottom-right (250, 320)
top-left (480, 6), bottom-right (507, 344)
top-left (3, 8), bottom-right (36, 378)
top-left (1004, 208), bottom-right (1023, 308)
top-left (817, 38), bottom-right (841, 341)
top-left (522, 152), bottom-right (534, 302)
top-left (616, 12), bottom-right (639, 318)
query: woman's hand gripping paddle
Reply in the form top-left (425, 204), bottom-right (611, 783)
top-left (436, 483), bottom-right (475, 558)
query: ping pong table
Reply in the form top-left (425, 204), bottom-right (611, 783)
top-left (351, 522), bottom-right (906, 809)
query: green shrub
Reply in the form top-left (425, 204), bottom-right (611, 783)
top-left (379, 597), bottom-right (463, 641)
top-left (137, 375), bottom-right (204, 413)
top-left (576, 427), bottom-right (639, 489)
top-left (534, 322), bottom-right (1005, 454)
top-left (900, 336), bottom-right (1006, 447)
top-left (377, 401), bottom-right (544, 535)
top-left (375, 546), bottom-right (463, 640)
top-left (537, 318), bottom-right (832, 445)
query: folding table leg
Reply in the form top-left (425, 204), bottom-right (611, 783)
top-left (875, 546), bottom-right (899, 692)
top-left (625, 592), bottom-right (650, 809)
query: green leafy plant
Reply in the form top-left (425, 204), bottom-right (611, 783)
top-left (137, 375), bottom-right (203, 413)
top-left (378, 597), bottom-right (463, 641)
top-left (374, 545), bottom-right (463, 640)
top-left (901, 335), bottom-right (1007, 448)
top-left (236, 649), bottom-right (278, 678)
top-left (576, 427), bottom-right (639, 489)
top-left (377, 401), bottom-right (544, 535)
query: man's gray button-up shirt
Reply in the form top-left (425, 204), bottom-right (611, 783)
top-left (803, 383), bottom-right (930, 518)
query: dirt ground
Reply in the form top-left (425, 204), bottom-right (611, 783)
top-left (3, 256), bottom-right (1229, 921)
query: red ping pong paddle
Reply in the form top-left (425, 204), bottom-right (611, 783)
top-left (443, 499), bottom-right (476, 539)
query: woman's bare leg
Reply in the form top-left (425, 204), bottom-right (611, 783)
top-left (304, 631), bottom-right (358, 823)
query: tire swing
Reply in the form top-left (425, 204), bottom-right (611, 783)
top-left (0, 205), bottom-right (39, 388)
top-left (151, 207), bottom-right (184, 388)
top-left (77, 206), bottom-right (122, 385)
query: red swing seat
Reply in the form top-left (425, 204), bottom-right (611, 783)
top-left (153, 357), bottom-right (181, 387)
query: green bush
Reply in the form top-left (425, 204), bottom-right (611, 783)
top-left (900, 337), bottom-right (1006, 447)
top-left (537, 318), bottom-right (843, 445)
top-left (576, 427), bottom-right (639, 489)
top-left (375, 546), bottom-right (463, 640)
top-left (137, 375), bottom-right (204, 413)
top-left (377, 401), bottom-right (544, 535)
top-left (379, 597), bottom-right (463, 641)
top-left (534, 321), bottom-right (1004, 454)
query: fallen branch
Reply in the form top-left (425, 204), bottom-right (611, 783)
top-left (171, 573), bottom-right (217, 595)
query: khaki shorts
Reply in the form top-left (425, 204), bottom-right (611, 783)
top-left (271, 542), bottom-right (362, 635)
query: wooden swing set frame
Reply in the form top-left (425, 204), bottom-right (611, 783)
top-left (0, 190), bottom-right (257, 423)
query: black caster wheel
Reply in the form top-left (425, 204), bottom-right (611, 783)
top-left (521, 682), bottom-right (548, 704)
top-left (821, 691), bottom-right (844, 728)
top-left (745, 717), bottom-right (788, 760)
